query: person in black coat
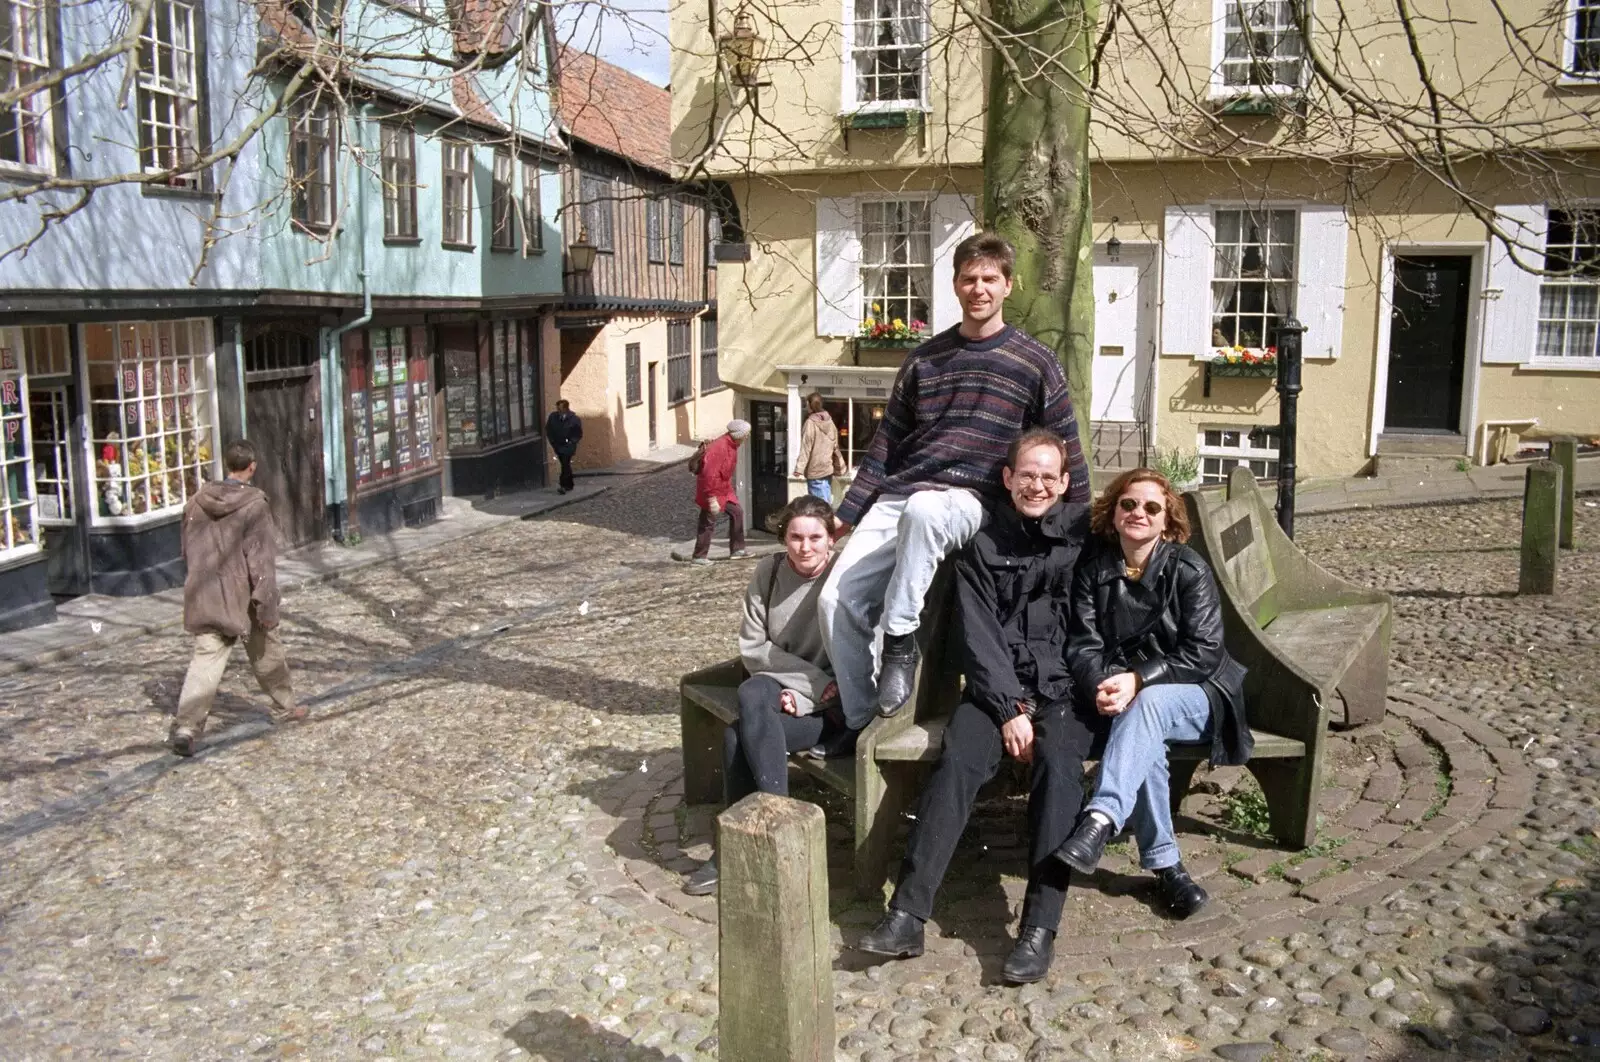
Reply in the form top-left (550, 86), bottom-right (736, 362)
top-left (1051, 468), bottom-right (1251, 918)
top-left (857, 428), bottom-right (1107, 984)
top-left (545, 399), bottom-right (583, 493)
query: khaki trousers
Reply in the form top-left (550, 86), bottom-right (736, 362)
top-left (174, 622), bottom-right (297, 735)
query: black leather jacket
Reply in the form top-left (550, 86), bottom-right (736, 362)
top-left (1065, 537), bottom-right (1252, 767)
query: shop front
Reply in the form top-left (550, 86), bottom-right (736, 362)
top-left (343, 324), bottom-right (442, 536)
top-left (439, 317), bottom-right (545, 497)
top-left (0, 329), bottom-right (53, 631)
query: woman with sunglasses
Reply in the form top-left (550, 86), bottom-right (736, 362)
top-left (1050, 468), bottom-right (1251, 918)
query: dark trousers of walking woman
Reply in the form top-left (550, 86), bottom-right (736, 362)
top-left (694, 501), bottom-right (747, 560)
top-left (889, 700), bottom-right (1104, 932)
top-left (723, 675), bottom-right (840, 803)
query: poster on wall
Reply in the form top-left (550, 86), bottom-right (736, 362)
top-left (355, 436), bottom-right (372, 479)
top-left (372, 394), bottom-right (391, 434)
top-left (374, 335), bottom-right (391, 388)
top-left (374, 430), bottom-right (392, 471)
top-left (412, 380), bottom-right (432, 457)
top-left (393, 387), bottom-right (410, 434)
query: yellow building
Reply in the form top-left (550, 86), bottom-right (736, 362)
top-left (671, 0), bottom-right (1599, 528)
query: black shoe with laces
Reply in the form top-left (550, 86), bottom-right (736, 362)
top-left (857, 908), bottom-right (924, 958)
top-left (875, 632), bottom-right (920, 716)
top-left (1052, 814), bottom-right (1114, 875)
top-left (1156, 862), bottom-right (1209, 918)
top-left (1002, 926), bottom-right (1055, 984)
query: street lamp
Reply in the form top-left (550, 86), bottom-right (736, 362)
top-left (1274, 316), bottom-right (1305, 539)
top-left (567, 227), bottom-right (598, 275)
top-left (1105, 216), bottom-right (1121, 263)
top-left (719, 10), bottom-right (767, 88)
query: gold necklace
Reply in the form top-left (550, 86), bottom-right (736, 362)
top-left (1124, 562), bottom-right (1143, 581)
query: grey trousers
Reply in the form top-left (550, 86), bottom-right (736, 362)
top-left (174, 622), bottom-right (298, 736)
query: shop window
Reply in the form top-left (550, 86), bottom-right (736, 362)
top-left (820, 396), bottom-right (885, 470)
top-left (443, 321), bottom-right (540, 452)
top-left (350, 326), bottom-right (435, 486)
top-left (1199, 425), bottom-right (1280, 484)
top-left (19, 325), bottom-right (72, 525)
top-left (667, 320), bottom-right (692, 405)
top-left (0, 340), bottom-right (38, 557)
top-left (81, 320), bottom-right (217, 522)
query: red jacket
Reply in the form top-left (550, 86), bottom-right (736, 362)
top-left (695, 434), bottom-right (741, 509)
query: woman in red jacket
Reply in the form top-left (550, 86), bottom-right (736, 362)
top-left (690, 419), bottom-right (752, 564)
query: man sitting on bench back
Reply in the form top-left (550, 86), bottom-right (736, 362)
top-left (856, 428), bottom-right (1105, 984)
top-left (818, 232), bottom-right (1090, 751)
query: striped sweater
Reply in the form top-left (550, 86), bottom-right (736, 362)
top-left (836, 324), bottom-right (1089, 526)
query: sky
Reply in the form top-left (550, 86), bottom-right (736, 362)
top-left (555, 0), bottom-right (671, 87)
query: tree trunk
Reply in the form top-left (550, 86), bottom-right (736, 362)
top-left (983, 0), bottom-right (1099, 471)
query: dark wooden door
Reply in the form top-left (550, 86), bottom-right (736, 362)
top-left (245, 331), bottom-right (325, 549)
top-left (750, 400), bottom-right (788, 533)
top-left (1384, 256), bottom-right (1472, 433)
top-left (647, 363), bottom-right (658, 448)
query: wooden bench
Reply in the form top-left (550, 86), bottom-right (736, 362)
top-left (1182, 466), bottom-right (1395, 848)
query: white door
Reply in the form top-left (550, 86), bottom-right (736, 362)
top-left (1091, 247), bottom-right (1156, 422)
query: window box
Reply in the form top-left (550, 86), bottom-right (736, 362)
top-left (1207, 357), bottom-right (1277, 378)
top-left (841, 109), bottom-right (918, 130)
top-left (1214, 94), bottom-right (1290, 116)
top-left (855, 337), bottom-right (922, 350)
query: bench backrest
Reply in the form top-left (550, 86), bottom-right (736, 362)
top-left (1196, 482), bottom-right (1283, 629)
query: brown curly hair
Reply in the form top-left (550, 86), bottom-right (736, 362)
top-left (777, 494), bottom-right (836, 538)
top-left (1089, 468), bottom-right (1191, 544)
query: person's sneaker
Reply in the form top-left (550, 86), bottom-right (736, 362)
top-left (1155, 862), bottom-right (1209, 919)
top-left (169, 729), bottom-right (197, 757)
top-left (1052, 813), bottom-right (1114, 875)
top-left (857, 909), bottom-right (924, 958)
top-left (272, 706), bottom-right (309, 725)
top-left (729, 550), bottom-right (751, 559)
top-left (690, 557), bottom-right (714, 566)
top-left (1002, 926), bottom-right (1056, 984)
top-left (804, 727), bottom-right (859, 760)
top-left (875, 632), bottom-right (919, 716)
top-left (683, 859), bottom-right (719, 896)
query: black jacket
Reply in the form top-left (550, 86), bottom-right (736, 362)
top-left (545, 409), bottom-right (583, 456)
top-left (954, 499), bottom-right (1093, 726)
top-left (1066, 538), bottom-right (1252, 767)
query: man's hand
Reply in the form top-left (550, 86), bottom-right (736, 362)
top-left (831, 519), bottom-right (852, 542)
top-left (779, 690), bottom-right (801, 715)
top-left (708, 497), bottom-right (721, 515)
top-left (1001, 712), bottom-right (1035, 764)
top-left (1095, 673), bottom-right (1140, 716)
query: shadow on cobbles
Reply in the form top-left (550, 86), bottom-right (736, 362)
top-left (506, 1008), bottom-right (679, 1060)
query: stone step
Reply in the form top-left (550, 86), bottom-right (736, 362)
top-left (1372, 452), bottom-right (1473, 477)
top-left (1376, 432), bottom-right (1468, 456)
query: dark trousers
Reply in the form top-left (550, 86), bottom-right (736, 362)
top-left (694, 500), bottom-right (746, 559)
top-left (890, 699), bottom-right (1103, 932)
top-left (723, 675), bottom-right (838, 804)
top-left (556, 452), bottom-right (575, 490)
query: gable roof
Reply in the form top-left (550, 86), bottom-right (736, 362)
top-left (556, 48), bottom-right (672, 173)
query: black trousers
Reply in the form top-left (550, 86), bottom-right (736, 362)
top-left (723, 675), bottom-right (841, 804)
top-left (694, 500), bottom-right (746, 559)
top-left (890, 699), bottom-right (1104, 932)
top-left (556, 452), bottom-right (575, 490)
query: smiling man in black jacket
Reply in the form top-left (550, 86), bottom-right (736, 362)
top-left (857, 428), bottom-right (1106, 984)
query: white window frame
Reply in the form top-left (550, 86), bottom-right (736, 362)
top-left (858, 195), bottom-right (934, 333)
top-left (1197, 425), bottom-right (1281, 484)
top-left (78, 320), bottom-right (222, 529)
top-left (1532, 205), bottom-right (1600, 370)
top-left (0, 333), bottom-right (41, 561)
top-left (520, 157), bottom-right (544, 253)
top-left (490, 149), bottom-right (516, 251)
top-left (840, 0), bottom-right (930, 114)
top-left (18, 325), bottom-right (73, 527)
top-left (0, 0), bottom-right (54, 175)
top-left (136, 1), bottom-right (202, 186)
top-left (379, 122), bottom-right (417, 239)
top-left (1563, 0), bottom-right (1600, 81)
top-left (441, 139), bottom-right (473, 247)
top-left (289, 96), bottom-right (336, 231)
top-left (1209, 0), bottom-right (1308, 99)
top-left (1208, 205), bottom-right (1298, 356)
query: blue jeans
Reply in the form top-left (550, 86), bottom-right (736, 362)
top-left (1085, 683), bottom-right (1213, 871)
top-left (806, 479), bottom-right (832, 503)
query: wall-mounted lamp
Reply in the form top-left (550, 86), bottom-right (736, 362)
top-left (568, 227), bottom-right (598, 274)
top-left (1106, 217), bottom-right (1122, 263)
top-left (719, 11), bottom-right (768, 88)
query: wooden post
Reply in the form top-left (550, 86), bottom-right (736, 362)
top-left (1550, 436), bottom-right (1577, 549)
top-left (718, 793), bottom-right (833, 1062)
top-left (1519, 460), bottom-right (1561, 596)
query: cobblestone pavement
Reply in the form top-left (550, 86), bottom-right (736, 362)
top-left (0, 472), bottom-right (1596, 1061)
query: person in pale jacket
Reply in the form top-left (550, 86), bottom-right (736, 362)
top-left (792, 392), bottom-right (844, 504)
top-left (681, 494), bottom-right (846, 896)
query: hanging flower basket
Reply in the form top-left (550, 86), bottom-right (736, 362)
top-left (1207, 347), bottom-right (1278, 378)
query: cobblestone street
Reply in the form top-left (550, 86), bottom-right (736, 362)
top-left (1, 469), bottom-right (1596, 1061)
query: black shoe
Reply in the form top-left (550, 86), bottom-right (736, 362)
top-left (875, 633), bottom-right (920, 717)
top-left (1002, 926), bottom-right (1056, 984)
top-left (858, 909), bottom-right (924, 958)
top-left (1156, 862), bottom-right (1209, 919)
top-left (804, 727), bottom-right (859, 761)
top-left (682, 859), bottom-right (719, 896)
top-left (1053, 814), bottom-right (1114, 875)
top-left (169, 729), bottom-right (196, 758)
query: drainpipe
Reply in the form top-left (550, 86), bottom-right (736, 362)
top-left (322, 102), bottom-right (377, 541)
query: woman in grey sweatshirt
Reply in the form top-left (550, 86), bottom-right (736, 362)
top-left (682, 495), bottom-right (843, 895)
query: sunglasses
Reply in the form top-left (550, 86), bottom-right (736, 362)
top-left (1118, 497), bottom-right (1166, 516)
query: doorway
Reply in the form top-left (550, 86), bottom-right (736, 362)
top-left (244, 329), bottom-right (325, 548)
top-left (1383, 255), bottom-right (1472, 434)
top-left (750, 400), bottom-right (788, 533)
top-left (647, 362), bottom-right (658, 448)
top-left (30, 379), bottom-right (91, 596)
top-left (1090, 245), bottom-right (1156, 423)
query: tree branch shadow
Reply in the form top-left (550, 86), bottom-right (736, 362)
top-left (505, 1008), bottom-right (681, 1061)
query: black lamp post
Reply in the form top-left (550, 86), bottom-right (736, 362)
top-left (1274, 316), bottom-right (1305, 538)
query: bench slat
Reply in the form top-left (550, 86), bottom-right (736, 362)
top-left (1262, 604), bottom-right (1388, 688)
top-left (873, 718), bottom-right (1304, 762)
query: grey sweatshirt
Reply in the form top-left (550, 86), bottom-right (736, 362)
top-left (738, 552), bottom-right (837, 715)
